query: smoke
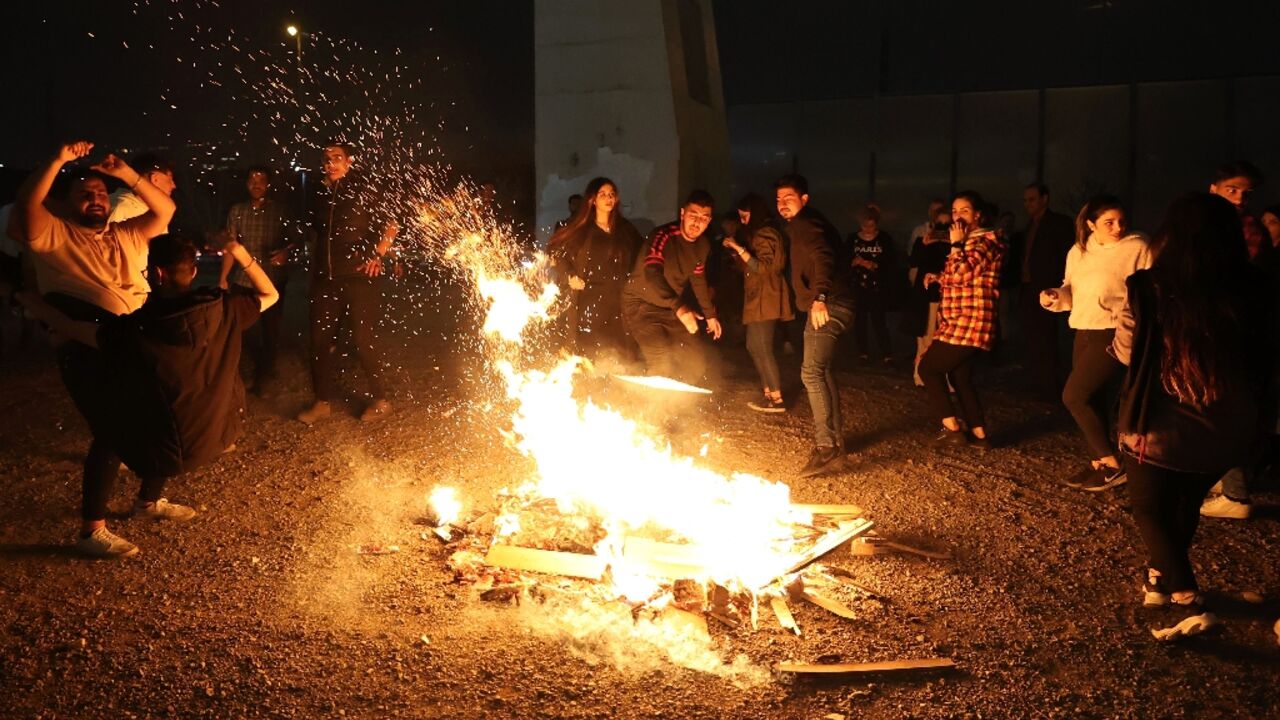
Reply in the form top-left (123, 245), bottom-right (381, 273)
top-left (514, 594), bottom-right (770, 689)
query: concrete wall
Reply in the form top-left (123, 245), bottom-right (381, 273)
top-left (534, 0), bottom-right (730, 242)
top-left (728, 76), bottom-right (1280, 253)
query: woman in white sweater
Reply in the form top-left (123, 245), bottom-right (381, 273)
top-left (1041, 195), bottom-right (1152, 491)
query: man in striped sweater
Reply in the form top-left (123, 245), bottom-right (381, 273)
top-left (621, 190), bottom-right (722, 385)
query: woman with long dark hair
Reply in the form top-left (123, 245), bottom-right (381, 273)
top-left (1112, 193), bottom-right (1274, 635)
top-left (722, 193), bottom-right (793, 412)
top-left (919, 191), bottom-right (1006, 448)
top-left (547, 177), bottom-right (643, 358)
top-left (1041, 195), bottom-right (1151, 492)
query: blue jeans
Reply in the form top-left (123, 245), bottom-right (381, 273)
top-left (801, 302), bottom-right (854, 448)
top-left (745, 320), bottom-right (782, 393)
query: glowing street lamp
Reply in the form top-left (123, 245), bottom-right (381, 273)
top-left (286, 24), bottom-right (302, 60)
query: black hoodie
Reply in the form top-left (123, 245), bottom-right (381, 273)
top-left (96, 287), bottom-right (260, 478)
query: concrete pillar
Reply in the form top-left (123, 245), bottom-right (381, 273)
top-left (534, 0), bottom-right (731, 242)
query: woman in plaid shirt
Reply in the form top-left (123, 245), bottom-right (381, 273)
top-left (919, 191), bottom-right (1006, 448)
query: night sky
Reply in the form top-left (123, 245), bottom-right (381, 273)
top-left (713, 0), bottom-right (1280, 103)
top-left (5, 0), bottom-right (1279, 208)
top-left (4, 1), bottom-right (533, 186)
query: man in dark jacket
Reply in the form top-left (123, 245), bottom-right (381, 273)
top-left (1016, 183), bottom-right (1074, 400)
top-left (20, 234), bottom-right (277, 558)
top-left (621, 190), bottom-right (722, 385)
top-left (776, 174), bottom-right (855, 478)
top-left (297, 142), bottom-right (400, 424)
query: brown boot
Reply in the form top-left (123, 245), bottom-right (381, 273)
top-left (297, 400), bottom-right (332, 425)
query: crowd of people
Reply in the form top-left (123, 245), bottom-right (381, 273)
top-left (3, 140), bottom-right (399, 558)
top-left (2, 137), bottom-right (1277, 640)
top-left (548, 163), bottom-right (1278, 638)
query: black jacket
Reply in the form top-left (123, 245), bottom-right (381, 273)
top-left (97, 288), bottom-right (260, 478)
top-left (1010, 210), bottom-right (1074, 291)
top-left (1115, 268), bottom-right (1274, 473)
top-left (308, 171), bottom-right (384, 280)
top-left (785, 206), bottom-right (852, 312)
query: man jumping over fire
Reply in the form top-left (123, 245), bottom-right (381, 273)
top-left (621, 190), bottom-right (722, 386)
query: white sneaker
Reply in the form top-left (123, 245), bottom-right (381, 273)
top-left (76, 527), bottom-right (139, 559)
top-left (1274, 618), bottom-right (1279, 646)
top-left (135, 498), bottom-right (197, 522)
top-left (1200, 494), bottom-right (1251, 520)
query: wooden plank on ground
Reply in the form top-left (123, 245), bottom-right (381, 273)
top-left (850, 536), bottom-right (952, 560)
top-left (801, 590), bottom-right (858, 620)
top-left (791, 503), bottom-right (865, 517)
top-left (774, 518), bottom-right (875, 579)
top-left (483, 545), bottom-right (605, 580)
top-left (777, 658), bottom-right (956, 674)
top-left (770, 596), bottom-right (801, 635)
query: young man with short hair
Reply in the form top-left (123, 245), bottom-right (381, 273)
top-left (1016, 182), bottom-right (1074, 401)
top-left (219, 165), bottom-right (297, 393)
top-left (108, 154), bottom-right (177, 231)
top-left (1202, 160), bottom-right (1272, 520)
top-left (20, 235), bottom-right (277, 558)
top-left (775, 174), bottom-right (855, 478)
top-left (297, 142), bottom-right (400, 424)
top-left (621, 190), bottom-right (722, 385)
top-left (12, 141), bottom-right (176, 557)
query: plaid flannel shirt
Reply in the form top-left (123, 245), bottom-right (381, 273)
top-left (934, 229), bottom-right (1006, 350)
top-left (226, 199), bottom-right (291, 286)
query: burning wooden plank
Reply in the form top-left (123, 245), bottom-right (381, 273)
top-left (773, 517), bottom-right (875, 579)
top-left (657, 607), bottom-right (710, 642)
top-left (483, 544), bottom-right (605, 580)
top-left (770, 596), bottom-right (800, 635)
top-left (776, 658), bottom-right (956, 674)
top-left (612, 374), bottom-right (712, 395)
top-left (791, 503), bottom-right (865, 517)
top-left (621, 537), bottom-right (709, 579)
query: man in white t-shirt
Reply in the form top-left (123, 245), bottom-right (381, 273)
top-left (107, 154), bottom-right (176, 232)
top-left (13, 140), bottom-right (176, 559)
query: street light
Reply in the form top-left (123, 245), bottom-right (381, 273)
top-left (286, 24), bottom-right (302, 60)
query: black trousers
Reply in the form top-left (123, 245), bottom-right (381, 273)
top-left (622, 301), bottom-right (704, 385)
top-left (853, 292), bottom-right (891, 358)
top-left (309, 276), bottom-right (390, 401)
top-left (245, 275), bottom-right (287, 384)
top-left (1062, 329), bottom-right (1122, 459)
top-left (1124, 457), bottom-right (1218, 592)
top-left (1022, 290), bottom-right (1064, 400)
top-left (43, 294), bottom-right (151, 522)
top-left (919, 341), bottom-right (984, 428)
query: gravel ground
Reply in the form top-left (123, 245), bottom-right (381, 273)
top-left (2, 316), bottom-right (1279, 720)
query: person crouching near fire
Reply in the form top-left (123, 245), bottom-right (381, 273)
top-left (19, 235), bottom-right (277, 558)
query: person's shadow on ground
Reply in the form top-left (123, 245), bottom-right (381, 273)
top-left (0, 543), bottom-right (85, 560)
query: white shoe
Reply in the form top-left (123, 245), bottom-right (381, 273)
top-left (1200, 494), bottom-right (1251, 520)
top-left (135, 498), bottom-right (197, 522)
top-left (76, 527), bottom-right (139, 559)
top-left (1274, 618), bottom-right (1280, 646)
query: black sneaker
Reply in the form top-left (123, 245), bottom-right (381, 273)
top-left (968, 433), bottom-right (992, 451)
top-left (1064, 464), bottom-right (1101, 489)
top-left (798, 446), bottom-right (846, 478)
top-left (1080, 465), bottom-right (1127, 492)
top-left (747, 398), bottom-right (786, 414)
top-left (933, 427), bottom-right (969, 446)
